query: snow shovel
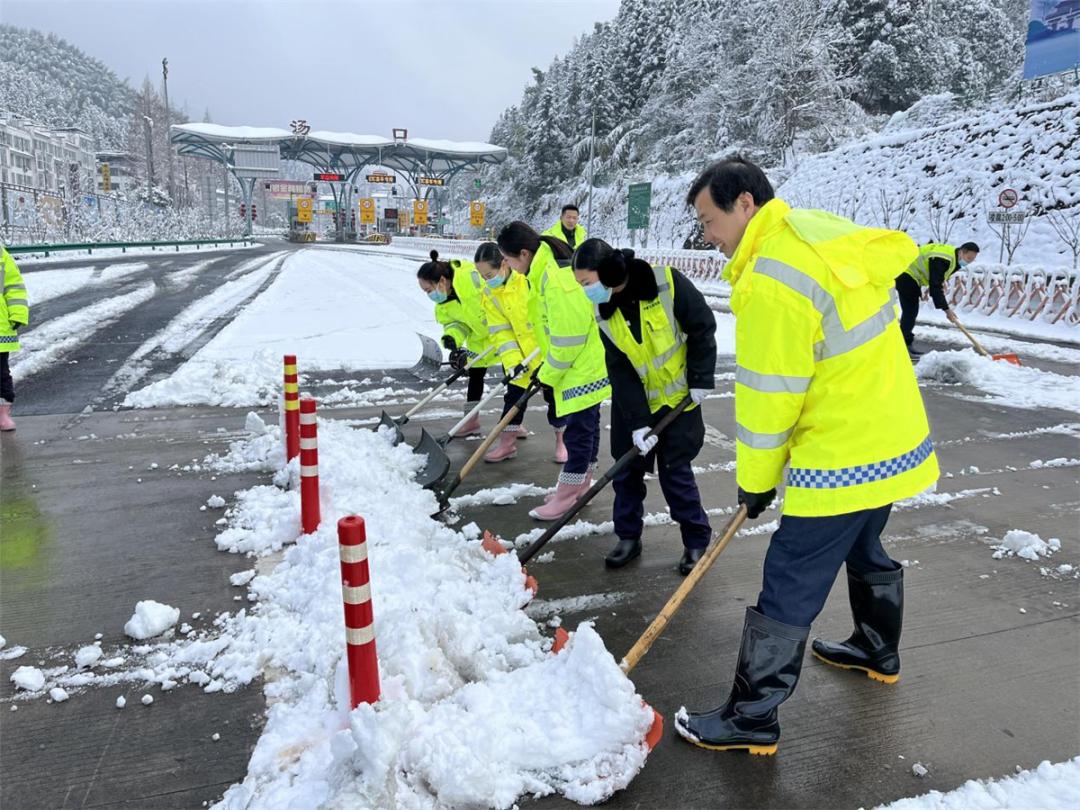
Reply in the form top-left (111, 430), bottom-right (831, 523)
top-left (413, 350), bottom-right (540, 489)
top-left (376, 346), bottom-right (496, 446)
top-left (518, 396), bottom-right (693, 566)
top-left (409, 333), bottom-right (446, 376)
top-left (549, 505), bottom-right (750, 751)
top-left (953, 318), bottom-right (1021, 365)
top-left (432, 376), bottom-right (546, 509)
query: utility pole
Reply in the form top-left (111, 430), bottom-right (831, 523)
top-left (162, 57), bottom-right (176, 206)
top-left (142, 115), bottom-right (155, 202)
top-left (587, 107), bottom-right (596, 234)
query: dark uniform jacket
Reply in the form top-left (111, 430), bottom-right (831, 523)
top-left (598, 261), bottom-right (717, 469)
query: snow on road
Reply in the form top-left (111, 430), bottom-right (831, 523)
top-left (126, 248), bottom-right (442, 408)
top-left (4, 414), bottom-right (656, 808)
top-left (104, 255), bottom-right (283, 396)
top-left (916, 351), bottom-right (1080, 414)
top-left (11, 282), bottom-right (157, 382)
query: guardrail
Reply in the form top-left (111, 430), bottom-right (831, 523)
top-left (391, 237), bottom-right (1078, 327)
top-left (6, 237), bottom-right (256, 258)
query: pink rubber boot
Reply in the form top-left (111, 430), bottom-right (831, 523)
top-left (457, 403), bottom-right (482, 437)
top-left (0, 402), bottom-right (14, 432)
top-left (553, 429), bottom-right (568, 463)
top-left (529, 476), bottom-right (588, 521)
top-left (484, 429), bottom-right (519, 463)
top-left (516, 425), bottom-right (529, 440)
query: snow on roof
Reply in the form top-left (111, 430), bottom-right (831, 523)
top-left (307, 131), bottom-right (393, 148)
top-left (171, 124), bottom-right (505, 158)
top-left (172, 123), bottom-right (293, 142)
top-left (405, 138), bottom-right (507, 157)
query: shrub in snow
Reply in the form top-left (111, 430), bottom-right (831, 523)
top-left (993, 530), bottom-right (1061, 561)
top-left (124, 600), bottom-right (181, 640)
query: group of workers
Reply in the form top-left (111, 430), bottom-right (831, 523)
top-left (417, 157), bottom-right (957, 757)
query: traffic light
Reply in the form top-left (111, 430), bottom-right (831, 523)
top-left (239, 203), bottom-right (246, 219)
top-left (252, 203), bottom-right (257, 222)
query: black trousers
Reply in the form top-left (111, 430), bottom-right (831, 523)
top-left (0, 353), bottom-right (13, 402)
top-left (895, 274), bottom-right (921, 347)
top-left (466, 365), bottom-right (487, 402)
top-left (757, 504), bottom-right (897, 627)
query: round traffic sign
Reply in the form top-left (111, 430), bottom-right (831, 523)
top-left (998, 188), bottom-right (1018, 209)
top-left (360, 199), bottom-right (373, 209)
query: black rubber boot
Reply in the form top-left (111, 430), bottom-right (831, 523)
top-left (811, 566), bottom-right (903, 684)
top-left (605, 538), bottom-right (642, 568)
top-left (675, 607), bottom-right (809, 755)
top-left (678, 546), bottom-right (705, 576)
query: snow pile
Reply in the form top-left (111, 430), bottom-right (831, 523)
top-left (49, 687), bottom-right (69, 703)
top-left (916, 351), bottom-right (1080, 414)
top-left (992, 530), bottom-right (1061, 562)
top-left (10, 666), bottom-right (46, 692)
top-left (876, 757), bottom-right (1080, 810)
top-left (124, 249), bottom-right (442, 408)
top-left (75, 645), bottom-right (103, 669)
top-left (123, 600), bottom-right (181, 640)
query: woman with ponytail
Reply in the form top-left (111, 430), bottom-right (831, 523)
top-left (416, 249), bottom-right (495, 436)
top-left (572, 239), bottom-right (717, 575)
top-left (473, 241), bottom-right (567, 463)
top-left (496, 221), bottom-right (611, 521)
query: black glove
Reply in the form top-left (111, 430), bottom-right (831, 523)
top-left (738, 487), bottom-right (776, 520)
top-left (441, 335), bottom-right (458, 351)
top-left (449, 347), bottom-right (468, 371)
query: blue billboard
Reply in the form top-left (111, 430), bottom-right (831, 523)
top-left (1024, 0), bottom-right (1080, 79)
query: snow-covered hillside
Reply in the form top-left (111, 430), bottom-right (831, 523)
top-left (537, 91), bottom-right (1079, 267)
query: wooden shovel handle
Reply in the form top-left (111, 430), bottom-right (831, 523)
top-left (953, 320), bottom-right (992, 358)
top-left (457, 380), bottom-right (541, 482)
top-left (620, 505), bottom-right (749, 675)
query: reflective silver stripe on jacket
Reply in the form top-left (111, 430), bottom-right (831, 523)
top-left (736, 423), bottom-right (794, 450)
top-left (550, 334), bottom-right (586, 347)
top-left (752, 257), bottom-right (897, 361)
top-left (497, 340), bottom-right (520, 355)
top-left (735, 366), bottom-right (812, 394)
top-left (489, 323), bottom-right (513, 335)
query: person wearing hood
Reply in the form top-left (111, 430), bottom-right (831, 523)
top-left (497, 221), bottom-right (610, 521)
top-left (675, 155), bottom-right (939, 756)
top-left (897, 241), bottom-right (980, 355)
top-left (572, 239), bottom-right (717, 575)
top-left (416, 250), bottom-right (495, 436)
top-left (473, 241), bottom-right (566, 463)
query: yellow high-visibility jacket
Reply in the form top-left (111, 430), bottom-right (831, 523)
top-left (727, 199), bottom-right (939, 516)
top-left (542, 221), bottom-right (587, 249)
top-left (482, 270), bottom-right (539, 389)
top-left (904, 243), bottom-right (956, 287)
top-left (527, 241), bottom-right (610, 415)
top-left (1, 247), bottom-right (29, 353)
top-left (434, 259), bottom-right (494, 366)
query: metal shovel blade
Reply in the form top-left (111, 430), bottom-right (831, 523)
top-left (413, 428), bottom-right (452, 489)
top-left (410, 333), bottom-right (444, 377)
top-left (377, 411), bottom-right (405, 445)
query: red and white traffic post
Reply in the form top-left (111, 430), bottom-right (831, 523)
top-left (283, 355), bottom-right (300, 462)
top-left (338, 515), bottom-right (380, 707)
top-left (299, 397), bottom-right (320, 534)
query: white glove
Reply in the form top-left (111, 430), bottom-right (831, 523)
top-left (632, 427), bottom-right (658, 455)
top-left (689, 388), bottom-right (709, 405)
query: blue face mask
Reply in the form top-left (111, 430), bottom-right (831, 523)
top-left (486, 273), bottom-right (506, 289)
top-left (958, 258), bottom-right (970, 268)
top-left (428, 289), bottom-right (448, 304)
top-left (583, 281), bottom-right (612, 305)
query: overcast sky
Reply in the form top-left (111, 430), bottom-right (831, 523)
top-left (3, 0), bottom-right (620, 142)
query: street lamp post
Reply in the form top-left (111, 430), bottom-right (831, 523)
top-left (142, 115), bottom-right (155, 202)
top-left (162, 57), bottom-right (176, 206)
